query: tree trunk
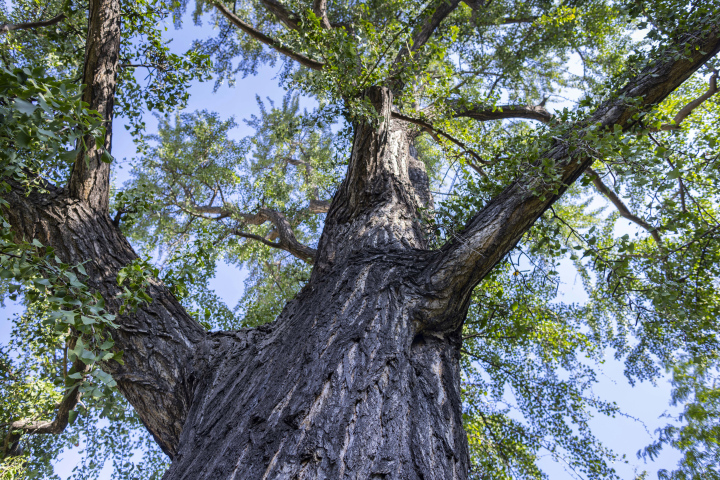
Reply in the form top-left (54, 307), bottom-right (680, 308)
top-left (164, 87), bottom-right (469, 479)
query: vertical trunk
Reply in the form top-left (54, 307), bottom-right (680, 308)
top-left (68, 0), bottom-right (120, 213)
top-left (162, 88), bottom-right (469, 479)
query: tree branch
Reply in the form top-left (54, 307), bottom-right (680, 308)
top-left (259, 0), bottom-right (300, 30)
top-left (312, 0), bottom-right (332, 30)
top-left (184, 201), bottom-right (320, 263)
top-left (654, 69), bottom-right (719, 130)
top-left (67, 0), bottom-right (121, 213)
top-left (235, 208), bottom-right (317, 263)
top-left (212, 2), bottom-right (325, 71)
top-left (417, 23), bottom-right (720, 331)
top-left (0, 13), bottom-right (65, 35)
top-left (392, 0), bottom-right (462, 77)
top-left (3, 358), bottom-right (89, 457)
top-left (585, 167), bottom-right (663, 246)
top-left (453, 104), bottom-right (553, 123)
top-left (3, 183), bottom-right (206, 458)
top-left (391, 111), bottom-right (488, 166)
top-left (309, 199), bottom-right (331, 214)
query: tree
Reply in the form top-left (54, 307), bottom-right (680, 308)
top-left (1, 0), bottom-right (720, 478)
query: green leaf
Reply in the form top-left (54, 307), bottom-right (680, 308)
top-left (13, 98), bottom-right (37, 114)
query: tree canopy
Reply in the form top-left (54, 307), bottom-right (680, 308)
top-left (1, 0), bottom-right (719, 478)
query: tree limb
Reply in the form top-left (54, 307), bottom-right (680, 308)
top-left (453, 104), bottom-right (552, 123)
top-left (312, 0), bottom-right (332, 30)
top-left (259, 0), bottom-right (300, 30)
top-left (236, 208), bottom-right (317, 263)
top-left (392, 0), bottom-right (462, 77)
top-left (185, 202), bottom-right (319, 263)
top-left (4, 0), bottom-right (204, 457)
top-left (3, 183), bottom-right (206, 458)
top-left (391, 111), bottom-right (488, 166)
top-left (213, 2), bottom-right (325, 71)
top-left (654, 69), bottom-right (719, 130)
top-left (309, 199), bottom-right (331, 214)
top-left (2, 358), bottom-right (89, 457)
top-left (0, 13), bottom-right (65, 35)
top-left (418, 23), bottom-right (720, 331)
top-left (67, 0), bottom-right (120, 213)
top-left (585, 167), bottom-right (663, 246)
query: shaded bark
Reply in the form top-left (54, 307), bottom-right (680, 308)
top-left (157, 87), bottom-right (466, 480)
top-left (167, 257), bottom-right (467, 479)
top-left (67, 0), bottom-right (121, 213)
top-left (3, 184), bottom-right (206, 457)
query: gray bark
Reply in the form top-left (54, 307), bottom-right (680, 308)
top-left (68, 0), bottom-right (121, 213)
top-left (2, 2), bottom-right (719, 477)
top-left (162, 86), bottom-right (468, 479)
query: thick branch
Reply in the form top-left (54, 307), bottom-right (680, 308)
top-left (67, 0), bottom-right (120, 213)
top-left (3, 358), bottom-right (89, 457)
top-left (259, 0), bottom-right (300, 30)
top-left (309, 198), bottom-right (331, 214)
top-left (586, 167), bottom-right (663, 245)
top-left (238, 208), bottom-right (317, 263)
top-left (3, 184), bottom-right (206, 457)
top-left (213, 2), bottom-right (325, 70)
top-left (392, 0), bottom-right (462, 83)
top-left (0, 13), bottom-right (65, 34)
top-left (418, 24), bottom-right (720, 331)
top-left (312, 0), bottom-right (332, 30)
top-left (453, 104), bottom-right (552, 123)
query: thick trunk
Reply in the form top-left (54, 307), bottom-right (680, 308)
top-left (164, 92), bottom-right (469, 478)
top-left (6, 87), bottom-right (469, 479)
top-left (168, 261), bottom-right (467, 479)
top-left (4, 10), bottom-right (717, 475)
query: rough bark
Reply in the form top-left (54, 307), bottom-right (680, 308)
top-left (67, 0), bottom-right (121, 213)
top-left (163, 93), bottom-right (467, 478)
top-left (3, 183), bottom-right (206, 457)
top-left (313, 87), bottom-right (433, 280)
top-left (3, 3), bottom-right (720, 478)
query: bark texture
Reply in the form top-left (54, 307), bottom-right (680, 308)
top-left (163, 86), bottom-right (468, 479)
top-left (4, 184), bottom-right (206, 457)
top-left (68, 0), bottom-right (121, 213)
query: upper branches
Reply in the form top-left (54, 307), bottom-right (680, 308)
top-left (453, 104), bottom-right (552, 123)
top-left (654, 69), bottom-right (719, 130)
top-left (415, 23), bottom-right (720, 331)
top-left (212, 1), bottom-right (325, 70)
top-left (390, 0), bottom-right (462, 90)
top-left (585, 167), bottom-right (663, 246)
top-left (0, 13), bottom-right (65, 35)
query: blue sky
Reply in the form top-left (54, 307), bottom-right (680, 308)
top-left (2, 6), bottom-right (688, 479)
